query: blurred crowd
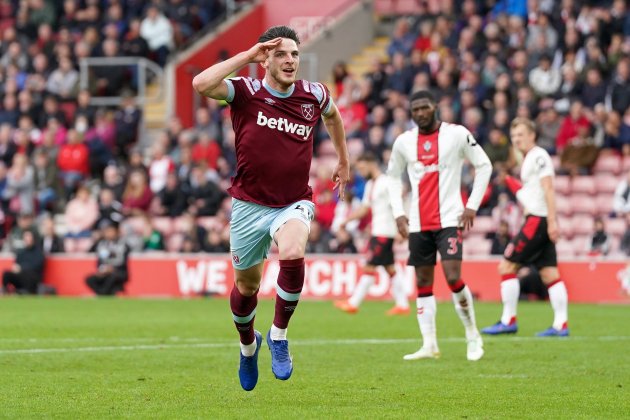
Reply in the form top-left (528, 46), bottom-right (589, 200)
top-left (0, 0), bottom-right (629, 262)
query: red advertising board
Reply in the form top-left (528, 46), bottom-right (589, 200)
top-left (19, 255), bottom-right (630, 303)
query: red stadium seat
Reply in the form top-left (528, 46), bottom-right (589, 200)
top-left (469, 216), bottom-right (494, 235)
top-left (197, 216), bottom-right (221, 231)
top-left (571, 215), bottom-right (595, 235)
top-left (606, 217), bottom-right (627, 236)
top-left (121, 216), bottom-right (144, 234)
top-left (595, 194), bottom-right (614, 216)
top-left (593, 154), bottom-right (622, 175)
top-left (464, 236), bottom-right (492, 256)
top-left (594, 173), bottom-right (620, 194)
top-left (559, 217), bottom-right (574, 239)
top-left (571, 235), bottom-right (590, 256)
top-left (166, 234), bottom-right (184, 252)
top-left (551, 155), bottom-right (561, 171)
top-left (622, 156), bottom-right (630, 173)
top-left (569, 194), bottom-right (598, 215)
top-left (152, 217), bottom-right (174, 236)
top-left (554, 176), bottom-right (571, 195)
top-left (571, 176), bottom-right (596, 195)
top-left (555, 195), bottom-right (573, 216)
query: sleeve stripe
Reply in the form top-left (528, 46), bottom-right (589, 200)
top-left (316, 82), bottom-right (328, 109)
top-left (242, 77), bottom-right (255, 96)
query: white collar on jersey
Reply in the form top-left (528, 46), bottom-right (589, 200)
top-left (263, 78), bottom-right (295, 98)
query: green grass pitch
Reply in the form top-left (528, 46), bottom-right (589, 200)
top-left (1, 298), bottom-right (628, 419)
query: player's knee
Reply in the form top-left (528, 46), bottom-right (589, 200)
top-left (416, 277), bottom-right (433, 288)
top-left (498, 260), bottom-right (517, 276)
top-left (236, 281), bottom-right (258, 297)
top-left (539, 267), bottom-right (559, 284)
top-left (279, 242), bottom-right (305, 260)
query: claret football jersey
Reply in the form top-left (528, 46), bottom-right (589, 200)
top-left (224, 77), bottom-right (333, 207)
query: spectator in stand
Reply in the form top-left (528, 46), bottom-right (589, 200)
top-left (601, 111), bottom-right (623, 154)
top-left (528, 54), bottom-right (561, 98)
top-left (74, 90), bottom-right (97, 125)
top-left (202, 226), bottom-right (230, 253)
top-left (122, 169), bottom-right (153, 216)
top-left (192, 132), bottom-right (221, 171)
top-left (156, 172), bottom-right (188, 217)
top-left (1, 230), bottom-right (44, 295)
top-left (607, 58), bottom-right (630, 115)
top-left (581, 68), bottom-right (608, 109)
top-left (113, 92), bottom-right (141, 158)
top-left (187, 165), bottom-right (224, 216)
top-left (121, 18), bottom-right (150, 58)
top-left (95, 188), bottom-right (123, 229)
top-left (490, 220), bottom-right (512, 255)
top-left (64, 185), bottom-right (99, 253)
top-left (3, 211), bottom-right (39, 253)
top-left (46, 56), bottom-right (79, 100)
top-left (39, 214), bottom-right (64, 254)
top-left (176, 211), bottom-right (206, 251)
top-left (556, 100), bottom-right (591, 154)
top-left (102, 165), bottom-right (125, 201)
top-left (0, 124), bottom-right (16, 167)
top-left (331, 61), bottom-right (349, 97)
top-left (85, 219), bottom-right (130, 296)
top-left (483, 127), bottom-right (511, 166)
top-left (587, 217), bottom-right (611, 256)
top-left (32, 148), bottom-right (58, 213)
top-left (306, 220), bottom-right (333, 254)
top-left (619, 213), bottom-right (630, 256)
top-left (140, 5), bottom-right (174, 66)
top-left (57, 128), bottom-right (89, 198)
top-left (331, 228), bottom-right (358, 254)
top-left (0, 93), bottom-right (18, 126)
top-left (193, 106), bottom-right (220, 141)
top-left (139, 213), bottom-right (164, 251)
top-left (613, 171), bottom-right (630, 216)
top-left (3, 153), bottom-right (34, 215)
top-left (166, 0), bottom-right (195, 46)
top-left (387, 18), bottom-right (415, 58)
top-left (149, 143), bottom-right (175, 193)
top-left (38, 95), bottom-right (66, 128)
top-left (536, 102), bottom-right (561, 155)
top-left (94, 39), bottom-right (128, 96)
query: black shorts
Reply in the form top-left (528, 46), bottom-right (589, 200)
top-left (504, 215), bottom-right (557, 268)
top-left (408, 227), bottom-right (463, 266)
top-left (366, 236), bottom-right (395, 266)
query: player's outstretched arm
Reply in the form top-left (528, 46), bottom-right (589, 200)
top-left (322, 103), bottom-right (350, 199)
top-left (541, 176), bottom-right (559, 242)
top-left (192, 37), bottom-right (282, 100)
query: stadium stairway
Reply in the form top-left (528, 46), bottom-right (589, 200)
top-left (329, 36), bottom-right (389, 93)
top-left (144, 82), bottom-right (168, 130)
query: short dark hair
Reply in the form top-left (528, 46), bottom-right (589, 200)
top-left (409, 90), bottom-right (436, 104)
top-left (357, 151), bottom-right (378, 163)
top-left (259, 26), bottom-right (300, 44)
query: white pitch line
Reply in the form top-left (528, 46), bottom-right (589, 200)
top-left (1, 336), bottom-right (629, 355)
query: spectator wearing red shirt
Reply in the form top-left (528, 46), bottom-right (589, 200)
top-left (191, 132), bottom-right (221, 170)
top-left (122, 169), bottom-right (153, 216)
top-left (57, 129), bottom-right (89, 198)
top-left (556, 101), bottom-right (592, 153)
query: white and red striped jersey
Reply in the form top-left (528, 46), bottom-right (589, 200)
top-left (516, 145), bottom-right (554, 217)
top-left (387, 123), bottom-right (492, 232)
top-left (362, 173), bottom-right (398, 238)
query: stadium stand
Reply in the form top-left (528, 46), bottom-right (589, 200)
top-left (0, 0), bottom-right (628, 260)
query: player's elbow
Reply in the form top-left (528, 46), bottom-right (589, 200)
top-left (192, 75), bottom-right (204, 94)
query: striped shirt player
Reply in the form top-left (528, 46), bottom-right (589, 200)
top-left (334, 153), bottom-right (409, 316)
top-left (387, 90), bottom-right (491, 362)
top-left (192, 26), bottom-right (349, 391)
top-left (482, 117), bottom-right (569, 338)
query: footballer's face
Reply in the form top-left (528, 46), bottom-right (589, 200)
top-left (410, 98), bottom-right (437, 131)
top-left (264, 37), bottom-right (299, 90)
top-left (510, 124), bottom-right (536, 153)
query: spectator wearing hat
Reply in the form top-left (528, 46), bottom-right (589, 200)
top-left (85, 219), bottom-right (130, 295)
top-left (1, 230), bottom-right (44, 295)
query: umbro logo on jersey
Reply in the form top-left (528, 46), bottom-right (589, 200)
top-left (256, 111), bottom-right (313, 140)
top-left (264, 97), bottom-right (276, 105)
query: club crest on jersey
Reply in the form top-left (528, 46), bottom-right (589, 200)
top-left (301, 104), bottom-right (314, 120)
top-left (423, 141), bottom-right (432, 152)
top-left (231, 252), bottom-right (240, 265)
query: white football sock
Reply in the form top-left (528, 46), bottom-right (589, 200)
top-left (270, 324), bottom-right (287, 341)
top-left (240, 338), bottom-right (257, 357)
top-left (548, 281), bottom-right (568, 330)
top-left (500, 278), bottom-right (520, 325)
top-left (416, 296), bottom-right (437, 349)
top-left (391, 270), bottom-right (409, 308)
top-left (348, 274), bottom-right (375, 308)
top-left (452, 285), bottom-right (478, 340)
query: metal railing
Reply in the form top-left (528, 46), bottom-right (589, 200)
top-left (78, 56), bottom-right (164, 107)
